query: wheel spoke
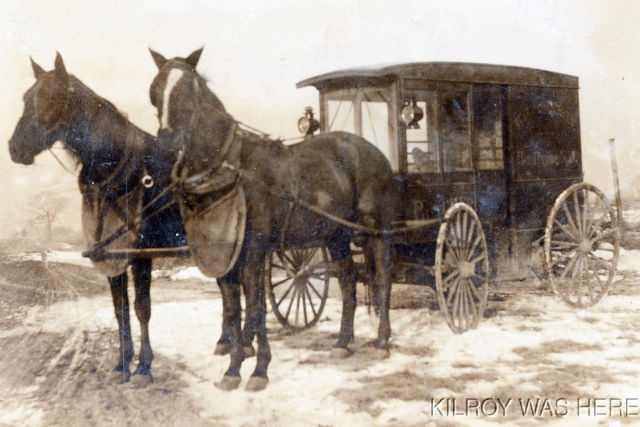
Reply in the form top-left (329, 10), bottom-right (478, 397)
top-left (555, 216), bottom-right (578, 241)
top-left (294, 284), bottom-right (302, 325)
top-left (456, 279), bottom-right (465, 328)
top-left (587, 252), bottom-right (615, 273)
top-left (301, 283), bottom-right (308, 325)
top-left (559, 252), bottom-right (580, 279)
top-left (464, 280), bottom-right (477, 321)
top-left (468, 252), bottom-right (487, 266)
top-left (582, 189), bottom-right (592, 236)
top-left (551, 247), bottom-right (578, 267)
top-left (271, 276), bottom-right (292, 289)
top-left (280, 252), bottom-right (297, 271)
top-left (271, 262), bottom-right (288, 272)
top-left (451, 278), bottom-right (462, 318)
top-left (468, 278), bottom-right (482, 301)
top-left (276, 281), bottom-right (296, 308)
top-left (562, 200), bottom-right (581, 238)
top-left (589, 228), bottom-right (617, 246)
top-left (466, 224), bottom-right (480, 260)
top-left (573, 190), bottom-right (583, 235)
top-left (308, 281), bottom-right (323, 299)
top-left (444, 236), bottom-right (462, 264)
top-left (550, 239), bottom-right (578, 249)
top-left (443, 269), bottom-right (460, 286)
top-left (284, 285), bottom-right (298, 320)
top-left (446, 276), bottom-right (461, 306)
top-left (304, 283), bottom-right (318, 317)
top-left (461, 211), bottom-right (469, 258)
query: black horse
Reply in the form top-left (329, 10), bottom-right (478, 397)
top-left (149, 48), bottom-right (395, 391)
top-left (8, 53), bottom-right (186, 384)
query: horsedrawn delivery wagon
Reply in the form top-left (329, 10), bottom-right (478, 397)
top-left (267, 62), bottom-right (620, 333)
top-left (10, 54), bottom-right (621, 390)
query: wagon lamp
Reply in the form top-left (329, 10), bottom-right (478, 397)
top-left (400, 99), bottom-right (424, 129)
top-left (298, 106), bottom-right (320, 136)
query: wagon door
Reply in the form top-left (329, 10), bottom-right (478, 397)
top-left (403, 85), bottom-right (475, 216)
top-left (472, 85), bottom-right (509, 258)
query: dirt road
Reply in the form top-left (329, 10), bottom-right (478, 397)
top-left (1, 250), bottom-right (640, 426)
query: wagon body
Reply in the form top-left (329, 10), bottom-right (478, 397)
top-left (297, 62), bottom-right (583, 267)
top-left (267, 61), bottom-right (619, 332)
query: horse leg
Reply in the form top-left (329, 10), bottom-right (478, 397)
top-left (214, 274), bottom-right (245, 391)
top-left (131, 257), bottom-right (154, 383)
top-left (369, 236), bottom-right (392, 352)
top-left (328, 240), bottom-right (356, 358)
top-left (214, 278), bottom-right (232, 355)
top-left (109, 272), bottom-right (134, 382)
top-left (244, 250), bottom-right (271, 391)
top-left (241, 279), bottom-right (256, 357)
top-left (214, 269), bottom-right (255, 356)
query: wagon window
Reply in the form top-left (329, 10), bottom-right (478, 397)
top-left (407, 100), bottom-right (440, 173)
top-left (323, 87), bottom-right (398, 169)
top-left (474, 87), bottom-right (504, 170)
top-left (327, 99), bottom-right (355, 133)
top-left (361, 91), bottom-right (392, 166)
top-left (440, 90), bottom-right (472, 172)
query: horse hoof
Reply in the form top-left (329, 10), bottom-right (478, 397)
top-left (215, 375), bottom-right (241, 391)
top-left (110, 370), bottom-right (130, 384)
top-left (244, 345), bottom-right (256, 358)
top-left (214, 343), bottom-right (231, 355)
top-left (330, 347), bottom-right (351, 359)
top-left (131, 373), bottom-right (154, 388)
top-left (373, 347), bottom-right (390, 360)
top-left (245, 376), bottom-right (268, 392)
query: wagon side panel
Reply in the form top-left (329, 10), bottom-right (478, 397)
top-left (506, 85), bottom-right (582, 258)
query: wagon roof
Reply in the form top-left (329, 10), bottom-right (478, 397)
top-left (296, 62), bottom-right (579, 90)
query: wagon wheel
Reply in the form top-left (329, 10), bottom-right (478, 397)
top-left (266, 246), bottom-right (331, 331)
top-left (544, 182), bottom-right (620, 308)
top-left (435, 203), bottom-right (490, 333)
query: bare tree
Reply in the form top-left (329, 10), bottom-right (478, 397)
top-left (29, 191), bottom-right (66, 241)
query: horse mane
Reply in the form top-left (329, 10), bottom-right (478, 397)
top-left (67, 75), bottom-right (150, 157)
top-left (193, 72), bottom-right (226, 115)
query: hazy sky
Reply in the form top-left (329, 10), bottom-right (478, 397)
top-left (1, 0), bottom-right (639, 236)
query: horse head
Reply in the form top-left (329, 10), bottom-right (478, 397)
top-left (9, 53), bottom-right (74, 165)
top-left (148, 48), bottom-right (232, 173)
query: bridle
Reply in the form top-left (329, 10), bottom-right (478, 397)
top-left (167, 67), bottom-right (244, 196)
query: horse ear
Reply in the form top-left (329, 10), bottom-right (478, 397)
top-left (54, 52), bottom-right (69, 82)
top-left (184, 47), bottom-right (203, 69)
top-left (149, 48), bottom-right (167, 69)
top-left (30, 57), bottom-right (45, 78)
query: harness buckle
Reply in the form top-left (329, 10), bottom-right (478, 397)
top-left (141, 174), bottom-right (155, 188)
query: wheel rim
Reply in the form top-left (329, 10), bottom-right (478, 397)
top-left (435, 203), bottom-right (490, 333)
top-left (545, 183), bottom-right (620, 308)
top-left (267, 247), bottom-right (330, 330)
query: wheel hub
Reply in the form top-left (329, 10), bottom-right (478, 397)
top-left (578, 239), bottom-right (592, 254)
top-left (293, 275), bottom-right (307, 289)
top-left (458, 261), bottom-right (475, 279)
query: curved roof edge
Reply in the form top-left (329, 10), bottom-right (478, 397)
top-left (296, 62), bottom-right (579, 90)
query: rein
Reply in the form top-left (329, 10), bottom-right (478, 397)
top-left (167, 68), bottom-right (436, 241)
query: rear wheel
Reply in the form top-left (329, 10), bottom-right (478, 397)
top-left (266, 247), bottom-right (330, 331)
top-left (435, 203), bottom-right (490, 333)
top-left (544, 183), bottom-right (620, 308)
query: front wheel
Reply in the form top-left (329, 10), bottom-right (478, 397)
top-left (266, 247), bottom-right (330, 331)
top-left (435, 203), bottom-right (490, 333)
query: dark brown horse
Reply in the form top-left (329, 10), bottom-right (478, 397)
top-left (148, 48), bottom-right (395, 391)
top-left (8, 53), bottom-right (186, 384)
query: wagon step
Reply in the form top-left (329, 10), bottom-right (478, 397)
top-left (82, 246), bottom-right (191, 260)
